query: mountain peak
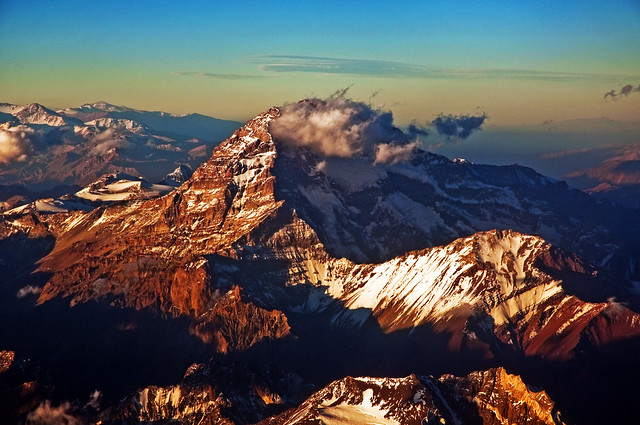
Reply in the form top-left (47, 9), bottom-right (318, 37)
top-left (13, 102), bottom-right (79, 126)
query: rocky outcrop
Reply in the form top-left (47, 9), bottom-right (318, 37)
top-left (192, 287), bottom-right (291, 354)
top-left (106, 361), bottom-right (312, 425)
top-left (113, 381), bottom-right (233, 425)
top-left (438, 367), bottom-right (565, 425)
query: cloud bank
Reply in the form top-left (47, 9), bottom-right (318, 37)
top-left (0, 125), bottom-right (67, 165)
top-left (0, 128), bottom-right (32, 164)
top-left (89, 128), bottom-right (129, 155)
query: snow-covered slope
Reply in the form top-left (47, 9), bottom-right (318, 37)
top-left (3, 197), bottom-right (93, 216)
top-left (322, 230), bottom-right (560, 328)
top-left (321, 230), bottom-right (640, 358)
top-left (74, 172), bottom-right (173, 202)
top-left (273, 140), bottom-right (640, 274)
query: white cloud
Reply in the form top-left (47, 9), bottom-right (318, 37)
top-left (270, 94), bottom-right (415, 161)
top-left (89, 128), bottom-right (128, 155)
top-left (16, 285), bottom-right (42, 298)
top-left (374, 140), bottom-right (421, 165)
top-left (0, 128), bottom-right (33, 164)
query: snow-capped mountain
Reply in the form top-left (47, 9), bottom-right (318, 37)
top-left (104, 363), bottom-right (564, 425)
top-left (2, 197), bottom-right (93, 216)
top-left (565, 142), bottom-right (640, 208)
top-left (0, 102), bottom-right (81, 127)
top-left (273, 136), bottom-right (640, 273)
top-left (1, 173), bottom-right (174, 217)
top-left (305, 229), bottom-right (640, 359)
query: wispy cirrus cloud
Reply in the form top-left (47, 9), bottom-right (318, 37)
top-left (170, 71), bottom-right (268, 80)
top-left (250, 55), bottom-right (428, 77)
top-left (247, 55), bottom-right (637, 82)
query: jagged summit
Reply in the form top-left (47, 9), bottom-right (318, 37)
top-left (86, 100), bottom-right (127, 111)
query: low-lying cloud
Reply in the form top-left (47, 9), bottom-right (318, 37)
top-left (17, 285), bottom-right (42, 298)
top-left (430, 112), bottom-right (487, 140)
top-left (374, 141), bottom-right (421, 165)
top-left (0, 128), bottom-right (34, 164)
top-left (0, 125), bottom-right (66, 165)
top-left (89, 128), bottom-right (129, 155)
top-left (604, 83), bottom-right (640, 100)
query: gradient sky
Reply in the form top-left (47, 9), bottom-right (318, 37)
top-left (1, 0), bottom-right (639, 126)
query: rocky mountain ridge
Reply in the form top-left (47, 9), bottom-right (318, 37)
top-left (261, 367), bottom-right (564, 425)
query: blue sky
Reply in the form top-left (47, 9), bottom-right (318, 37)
top-left (1, 0), bottom-right (639, 125)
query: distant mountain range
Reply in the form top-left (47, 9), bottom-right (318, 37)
top-left (0, 101), bottom-right (241, 192)
top-left (563, 143), bottom-right (640, 208)
top-left (58, 101), bottom-right (241, 141)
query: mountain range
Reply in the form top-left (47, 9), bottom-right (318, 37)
top-left (2, 98), bottom-right (640, 424)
